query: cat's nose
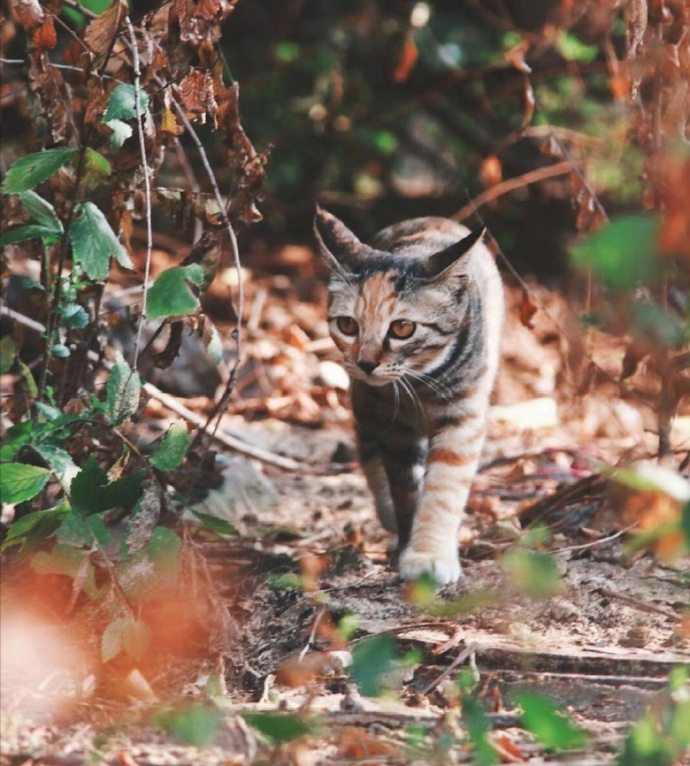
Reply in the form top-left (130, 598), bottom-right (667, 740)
top-left (357, 358), bottom-right (380, 375)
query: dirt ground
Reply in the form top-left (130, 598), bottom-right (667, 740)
top-left (2, 263), bottom-right (689, 765)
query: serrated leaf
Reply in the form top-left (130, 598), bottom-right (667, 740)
top-left (2, 147), bottom-right (78, 193)
top-left (20, 190), bottom-right (63, 232)
top-left (0, 224), bottom-right (62, 246)
top-left (350, 634), bottom-right (397, 697)
top-left (101, 615), bottom-right (151, 662)
top-left (69, 454), bottom-right (145, 515)
top-left (1, 507), bottom-right (67, 552)
top-left (0, 335), bottom-right (15, 374)
top-left (242, 712), bottom-right (314, 744)
top-left (32, 444), bottom-right (80, 490)
top-left (0, 463), bottom-right (51, 504)
top-left (70, 201), bottom-right (132, 280)
top-left (517, 692), bottom-right (588, 751)
top-left (104, 118), bottom-right (133, 151)
top-left (149, 421), bottom-right (190, 471)
top-left (57, 509), bottom-right (111, 547)
top-left (0, 421), bottom-right (33, 461)
top-left (104, 84), bottom-right (150, 121)
top-left (146, 265), bottom-right (204, 320)
top-left (107, 351), bottom-right (141, 424)
top-left (190, 510), bottom-right (238, 538)
top-left (61, 303), bottom-right (90, 329)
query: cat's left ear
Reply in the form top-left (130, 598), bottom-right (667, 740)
top-left (422, 225), bottom-right (487, 280)
top-left (314, 206), bottom-right (366, 273)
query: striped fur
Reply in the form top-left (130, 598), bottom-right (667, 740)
top-left (315, 208), bottom-right (504, 584)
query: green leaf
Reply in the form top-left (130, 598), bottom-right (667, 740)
top-left (571, 214), bottom-right (661, 289)
top-left (20, 190), bottom-right (63, 232)
top-left (18, 359), bottom-right (38, 397)
top-left (0, 335), bottom-right (15, 375)
top-left (70, 201), bottom-right (132, 280)
top-left (104, 118), bottom-right (133, 151)
top-left (57, 509), bottom-right (111, 547)
top-left (0, 224), bottom-right (63, 246)
top-left (52, 343), bottom-right (70, 358)
top-left (205, 322), bottom-right (223, 364)
top-left (32, 444), bottom-right (80, 491)
top-left (682, 501), bottom-right (690, 548)
top-left (190, 510), bottom-right (238, 538)
top-left (0, 421), bottom-right (33, 461)
top-left (350, 634), bottom-right (396, 697)
top-left (517, 691), bottom-right (588, 751)
top-left (106, 351), bottom-right (141, 424)
top-left (242, 712), bottom-right (314, 744)
top-left (146, 265), bottom-right (204, 320)
top-left (145, 525), bottom-right (181, 578)
top-left (61, 303), bottom-right (90, 329)
top-left (69, 455), bottom-right (145, 515)
top-left (157, 704), bottom-right (224, 747)
top-left (556, 31), bottom-right (599, 63)
top-left (462, 693), bottom-right (497, 766)
top-left (103, 84), bottom-right (150, 121)
top-left (502, 549), bottom-right (562, 598)
top-left (2, 147), bottom-right (78, 193)
top-left (149, 421), bottom-right (190, 471)
top-left (82, 148), bottom-right (112, 190)
top-left (102, 615), bottom-right (151, 662)
top-left (0, 463), bottom-right (51, 504)
top-left (31, 542), bottom-right (101, 599)
top-left (1, 507), bottom-right (67, 552)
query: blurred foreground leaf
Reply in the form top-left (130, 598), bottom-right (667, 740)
top-left (517, 691), bottom-right (588, 751)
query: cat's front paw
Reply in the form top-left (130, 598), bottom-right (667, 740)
top-left (398, 546), bottom-right (463, 585)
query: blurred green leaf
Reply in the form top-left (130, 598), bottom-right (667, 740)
top-left (145, 525), bottom-right (181, 578)
top-left (107, 351), bottom-right (141, 424)
top-left (82, 148), bottom-right (112, 189)
top-left (0, 225), bottom-right (63, 246)
top-left (0, 336), bottom-right (15, 375)
top-left (31, 542), bottom-right (102, 599)
top-left (149, 421), bottom-right (190, 471)
top-left (0, 463), bottom-right (51, 504)
top-left (190, 510), bottom-right (238, 538)
top-left (274, 42), bottom-right (300, 63)
top-left (517, 691), bottom-right (588, 751)
top-left (571, 215), bottom-right (661, 289)
top-left (61, 303), bottom-right (90, 329)
top-left (2, 148), bottom-right (78, 193)
top-left (158, 704), bottom-right (224, 747)
top-left (556, 31), bottom-right (599, 63)
top-left (102, 615), bottom-right (151, 662)
top-left (57, 509), bottom-right (111, 547)
top-left (502, 549), bottom-right (562, 598)
top-left (242, 712), bottom-right (314, 744)
top-left (350, 634), bottom-right (396, 697)
top-left (1, 507), bottom-right (67, 552)
top-left (70, 455), bottom-right (144, 516)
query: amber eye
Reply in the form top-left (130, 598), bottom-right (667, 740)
top-left (389, 319), bottom-right (416, 339)
top-left (336, 316), bottom-right (359, 336)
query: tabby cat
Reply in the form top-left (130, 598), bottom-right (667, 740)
top-left (315, 208), bottom-right (504, 585)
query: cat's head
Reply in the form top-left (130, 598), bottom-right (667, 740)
top-left (314, 207), bottom-right (485, 387)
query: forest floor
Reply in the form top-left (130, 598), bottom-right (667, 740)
top-left (2, 242), bottom-right (689, 765)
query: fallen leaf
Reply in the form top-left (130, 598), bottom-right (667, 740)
top-left (10, 0), bottom-right (44, 31)
top-left (33, 15), bottom-right (56, 51)
top-left (84, 0), bottom-right (128, 57)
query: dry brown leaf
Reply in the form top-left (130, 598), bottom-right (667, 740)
top-left (479, 155), bottom-right (502, 188)
top-left (179, 68), bottom-right (216, 120)
top-left (33, 15), bottom-right (56, 51)
top-left (161, 106), bottom-right (183, 135)
top-left (27, 52), bottom-right (69, 143)
top-left (337, 728), bottom-right (397, 759)
top-left (84, 79), bottom-right (108, 125)
top-left (84, 0), bottom-right (128, 56)
top-left (10, 0), bottom-right (44, 31)
top-left (393, 32), bottom-right (418, 83)
top-left (518, 288), bottom-right (538, 329)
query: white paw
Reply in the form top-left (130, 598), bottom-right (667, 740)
top-left (398, 546), bottom-right (463, 585)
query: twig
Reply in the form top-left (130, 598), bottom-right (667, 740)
top-left (0, 305), bottom-right (303, 471)
top-left (598, 585), bottom-right (679, 620)
top-left (552, 526), bottom-right (635, 556)
top-left (125, 17), bottom-right (153, 372)
top-left (420, 642), bottom-right (478, 696)
top-left (299, 608), bottom-right (325, 661)
top-left (452, 161), bottom-right (571, 222)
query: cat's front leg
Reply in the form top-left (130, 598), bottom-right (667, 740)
top-left (398, 419), bottom-right (484, 585)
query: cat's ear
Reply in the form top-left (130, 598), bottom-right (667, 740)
top-left (422, 225), bottom-right (486, 279)
top-left (314, 206), bottom-right (366, 272)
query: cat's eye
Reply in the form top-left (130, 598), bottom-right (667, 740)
top-left (389, 319), bottom-right (416, 339)
top-left (336, 316), bottom-right (359, 336)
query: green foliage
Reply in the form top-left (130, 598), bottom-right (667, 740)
top-left (350, 634), bottom-right (397, 697)
top-left (31, 542), bottom-right (103, 599)
top-left (150, 421), bottom-right (191, 471)
top-left (0, 463), bottom-right (51, 504)
top-left (157, 704), bottom-right (224, 747)
top-left (146, 265), bottom-right (205, 320)
top-left (104, 84), bottom-right (150, 121)
top-left (571, 215), bottom-right (661, 290)
top-left (102, 615), bottom-right (151, 662)
top-left (242, 712), bottom-right (314, 744)
top-left (2, 148), bottom-right (78, 193)
top-left (516, 691), bottom-right (588, 751)
top-left (501, 549), bottom-right (563, 598)
top-left (107, 352), bottom-right (142, 424)
top-left (1, 506), bottom-right (68, 552)
top-left (70, 201), bottom-right (133, 280)
top-left (456, 669), bottom-right (497, 766)
top-left (69, 455), bottom-right (145, 516)
top-left (190, 510), bottom-right (238, 538)
top-left (0, 336), bottom-right (15, 375)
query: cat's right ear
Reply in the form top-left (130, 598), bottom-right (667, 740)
top-left (314, 207), bottom-right (364, 273)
